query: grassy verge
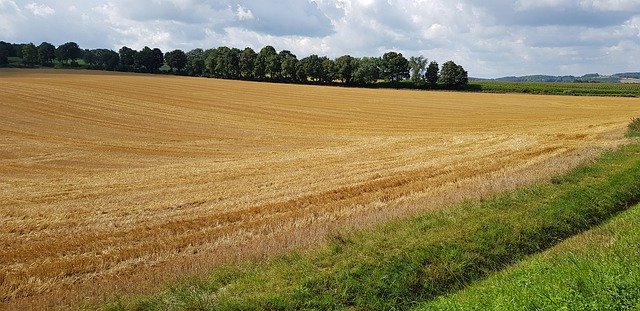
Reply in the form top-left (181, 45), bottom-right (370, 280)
top-left (417, 202), bottom-right (640, 310)
top-left (103, 142), bottom-right (640, 311)
top-left (628, 118), bottom-right (640, 138)
top-left (470, 81), bottom-right (640, 97)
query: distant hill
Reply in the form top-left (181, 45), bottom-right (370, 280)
top-left (471, 72), bottom-right (640, 83)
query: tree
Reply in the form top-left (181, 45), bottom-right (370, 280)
top-left (353, 57), bottom-right (380, 84)
top-left (335, 55), bottom-right (356, 84)
top-left (83, 49), bottom-right (98, 67)
top-left (439, 60), bottom-right (468, 87)
top-left (426, 61), bottom-right (439, 86)
top-left (294, 59), bottom-right (308, 82)
top-left (279, 50), bottom-right (297, 81)
top-left (321, 57), bottom-right (337, 83)
top-left (98, 49), bottom-right (120, 71)
top-left (118, 46), bottom-right (137, 71)
top-left (56, 42), bottom-right (82, 64)
top-left (239, 47), bottom-right (256, 78)
top-left (302, 54), bottom-right (324, 82)
top-left (37, 42), bottom-right (55, 66)
top-left (185, 48), bottom-right (205, 76)
top-left (203, 48), bottom-right (217, 76)
top-left (134, 46), bottom-right (151, 72)
top-left (21, 43), bottom-right (38, 66)
top-left (0, 41), bottom-right (16, 58)
top-left (408, 56), bottom-right (427, 82)
top-left (0, 49), bottom-right (7, 66)
top-left (151, 48), bottom-right (164, 72)
top-left (213, 46), bottom-right (239, 78)
top-left (164, 49), bottom-right (187, 73)
top-left (381, 51), bottom-right (409, 82)
top-left (255, 45), bottom-right (279, 79)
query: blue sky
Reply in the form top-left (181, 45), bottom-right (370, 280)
top-left (1, 0), bottom-right (639, 78)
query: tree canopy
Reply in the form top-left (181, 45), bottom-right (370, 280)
top-left (1, 40), bottom-right (469, 89)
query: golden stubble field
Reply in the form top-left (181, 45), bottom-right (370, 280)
top-left (1, 69), bottom-right (639, 309)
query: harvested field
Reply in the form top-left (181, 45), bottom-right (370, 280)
top-left (1, 69), bottom-right (638, 309)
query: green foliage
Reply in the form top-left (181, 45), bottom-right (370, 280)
top-left (56, 42), bottom-right (82, 64)
top-left (278, 50), bottom-right (297, 81)
top-left (426, 61), bottom-right (439, 86)
top-left (353, 57), bottom-right (381, 84)
top-left (118, 46), bottom-right (137, 71)
top-left (627, 117), bottom-right (640, 137)
top-left (105, 142), bottom-right (640, 310)
top-left (185, 48), bottom-right (205, 76)
top-left (409, 55), bottom-right (428, 82)
top-left (335, 55), bottom-right (356, 84)
top-left (381, 51), bottom-right (410, 82)
top-left (37, 42), bottom-right (55, 65)
top-left (439, 60), bottom-right (468, 87)
top-left (21, 43), bottom-right (38, 66)
top-left (419, 203), bottom-right (640, 310)
top-left (164, 49), bottom-right (187, 72)
top-left (472, 80), bottom-right (640, 97)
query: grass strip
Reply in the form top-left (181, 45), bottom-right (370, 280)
top-left (417, 202), bottom-right (640, 310)
top-left (104, 142), bottom-right (640, 311)
top-left (627, 117), bottom-right (640, 138)
top-left (469, 81), bottom-right (640, 97)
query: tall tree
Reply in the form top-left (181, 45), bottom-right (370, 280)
top-left (21, 43), bottom-right (38, 66)
top-left (185, 48), bottom-right (205, 76)
top-left (353, 57), bottom-right (381, 84)
top-left (256, 45), bottom-right (279, 79)
top-left (381, 51), bottom-right (409, 82)
top-left (0, 48), bottom-right (7, 65)
top-left (239, 47), bottom-right (257, 78)
top-left (439, 60), bottom-right (468, 87)
top-left (82, 49), bottom-right (98, 67)
top-left (0, 41), bottom-right (16, 58)
top-left (56, 42), bottom-right (82, 64)
top-left (321, 57), bottom-right (337, 83)
top-left (335, 55), bottom-right (356, 84)
top-left (134, 46), bottom-right (152, 72)
top-left (294, 59), bottom-right (308, 82)
top-left (97, 49), bottom-right (120, 71)
top-left (279, 50), bottom-right (297, 81)
top-left (164, 49), bottom-right (187, 72)
top-left (118, 46), bottom-right (137, 71)
top-left (214, 46), bottom-right (239, 78)
top-left (151, 48), bottom-right (164, 72)
top-left (302, 54), bottom-right (324, 82)
top-left (203, 48), bottom-right (217, 76)
top-left (37, 42), bottom-right (55, 66)
top-left (425, 61), bottom-right (439, 86)
top-left (408, 56), bottom-right (427, 82)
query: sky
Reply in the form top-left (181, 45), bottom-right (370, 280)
top-left (1, 0), bottom-right (639, 78)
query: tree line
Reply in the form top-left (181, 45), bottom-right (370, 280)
top-left (0, 40), bottom-right (469, 88)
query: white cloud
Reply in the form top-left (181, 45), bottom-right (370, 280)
top-left (0, 0), bottom-right (639, 77)
top-left (235, 4), bottom-right (253, 21)
top-left (25, 2), bottom-right (54, 17)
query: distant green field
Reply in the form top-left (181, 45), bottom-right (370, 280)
top-left (470, 81), bottom-right (640, 97)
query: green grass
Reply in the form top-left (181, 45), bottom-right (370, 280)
top-left (101, 139), bottom-right (640, 311)
top-left (470, 81), bottom-right (640, 97)
top-left (628, 118), bottom-right (640, 138)
top-left (417, 202), bottom-right (640, 310)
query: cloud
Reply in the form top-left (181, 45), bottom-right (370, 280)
top-left (0, 0), bottom-right (639, 77)
top-left (25, 2), bottom-right (54, 17)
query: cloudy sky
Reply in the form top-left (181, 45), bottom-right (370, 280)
top-left (1, 0), bottom-right (639, 77)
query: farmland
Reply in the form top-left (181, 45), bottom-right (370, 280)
top-left (471, 80), bottom-right (640, 97)
top-left (1, 69), bottom-right (639, 309)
